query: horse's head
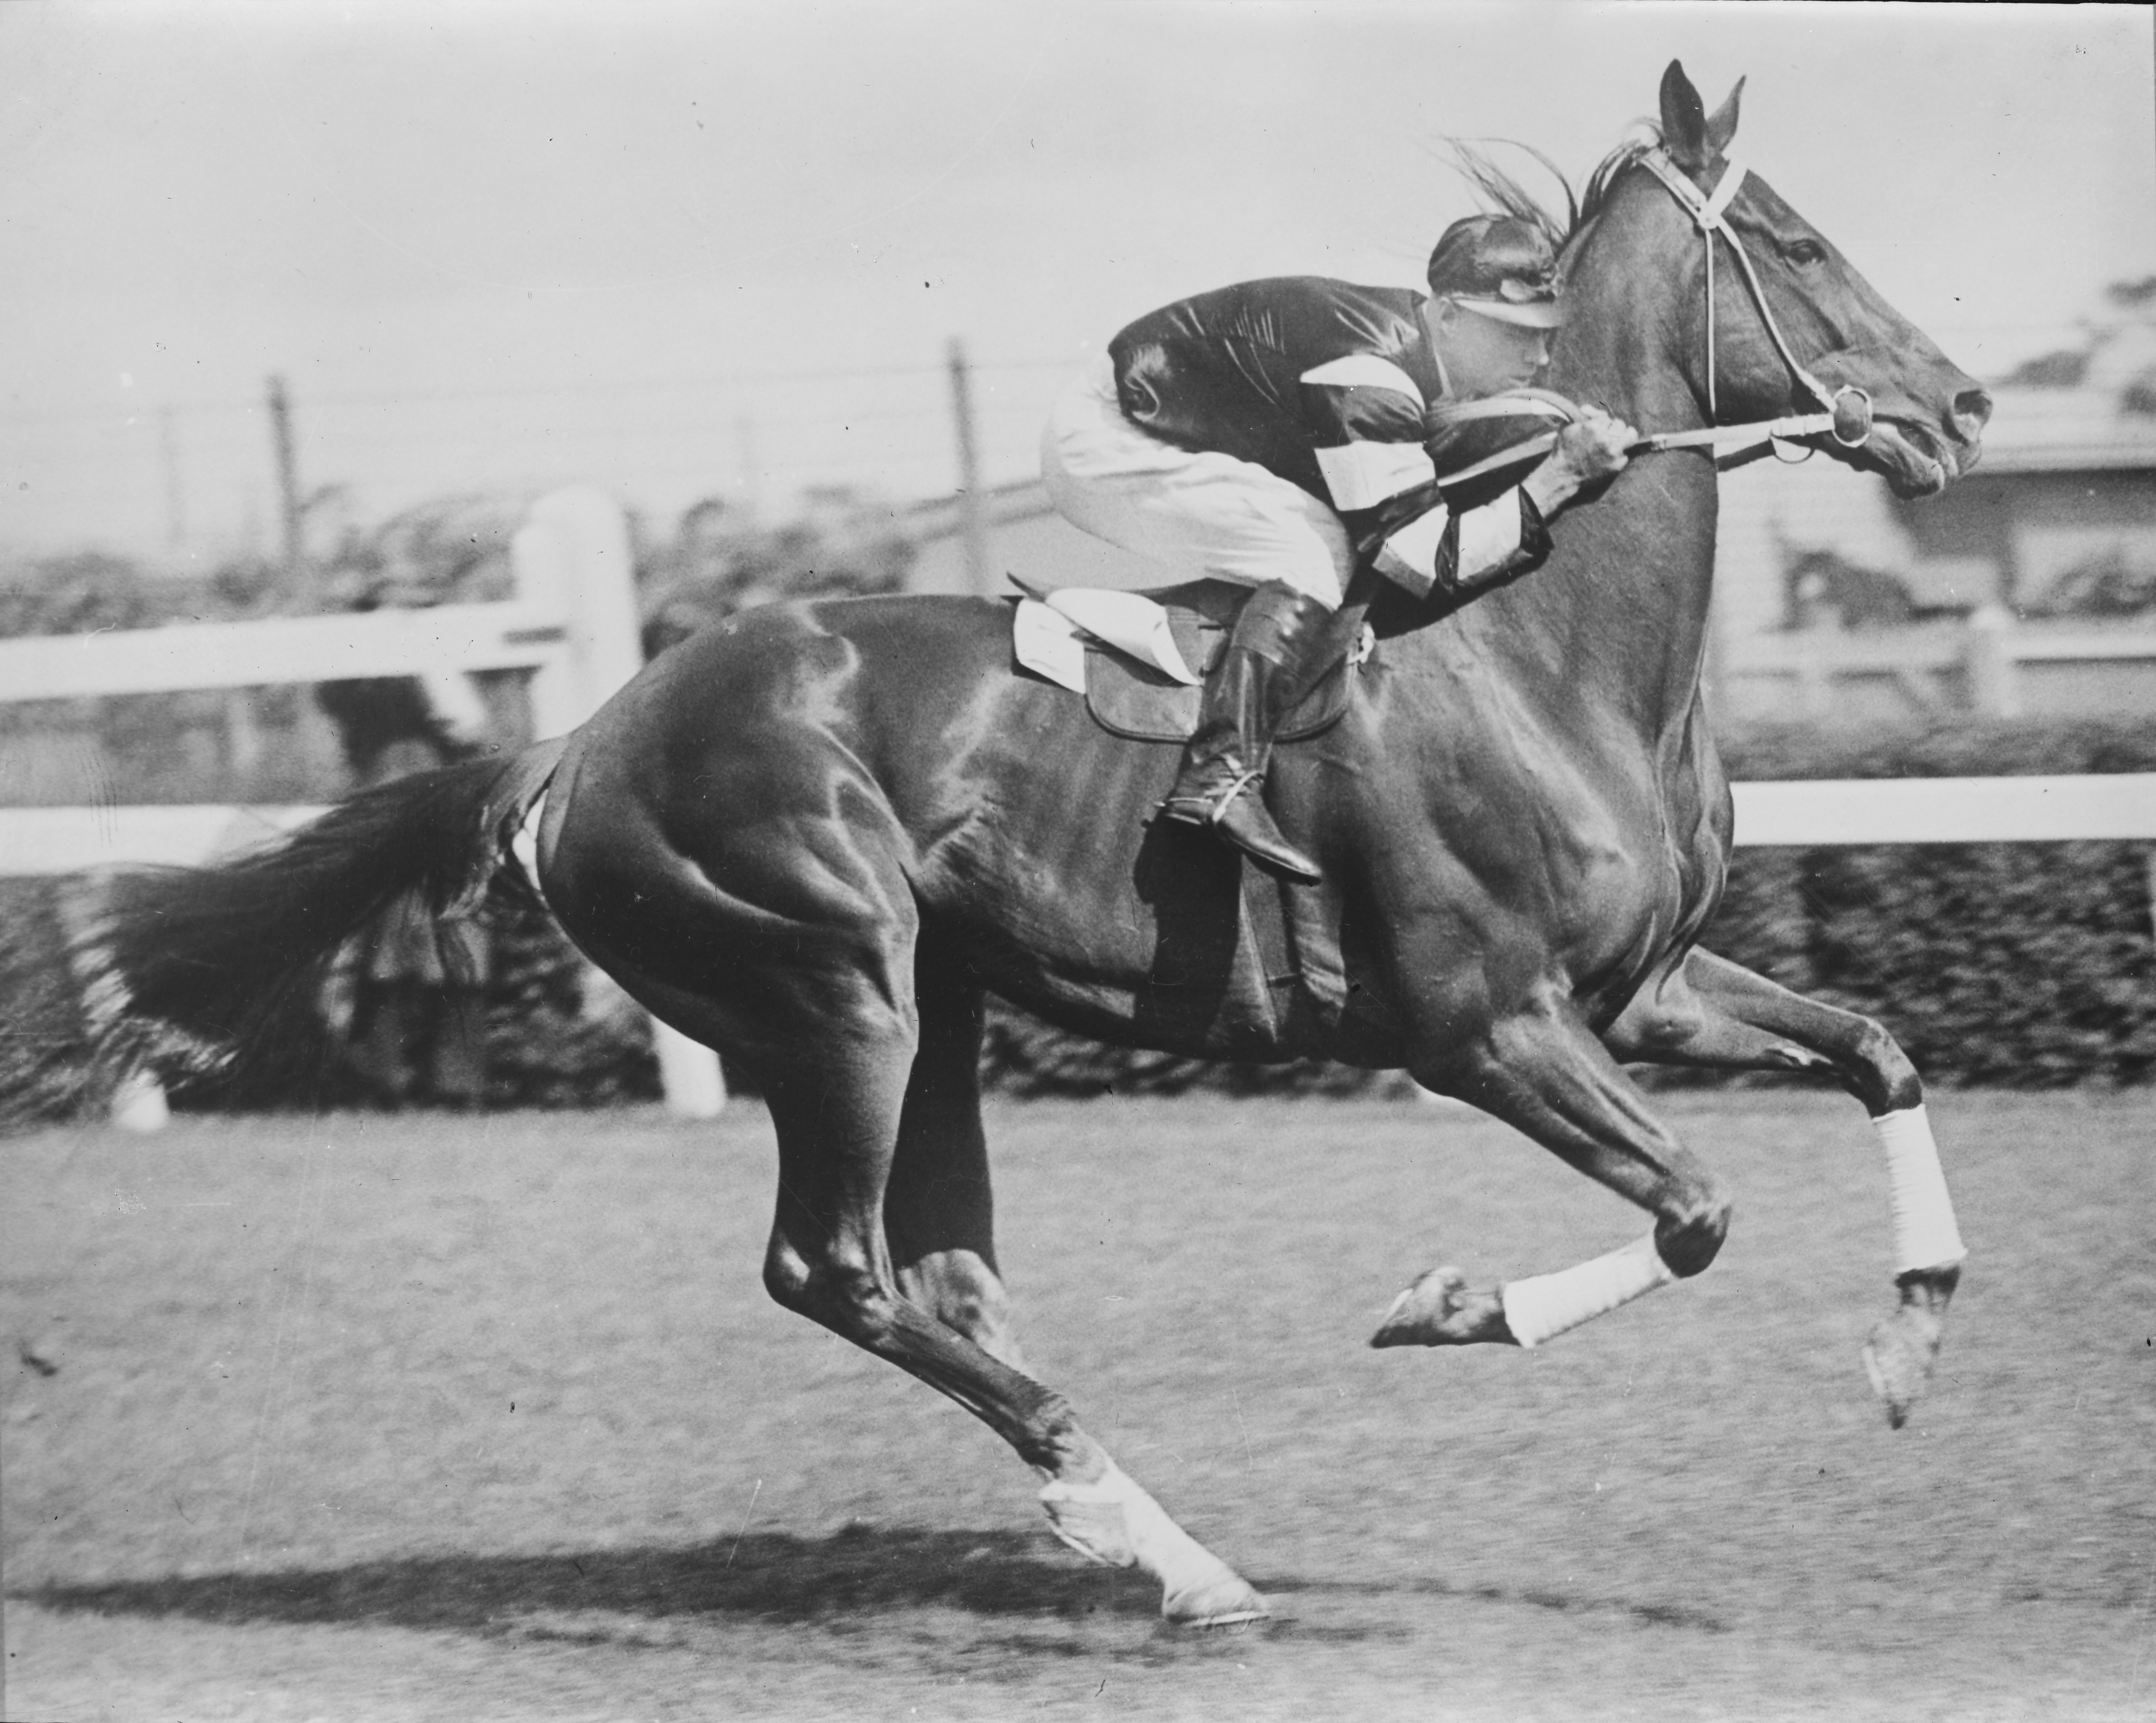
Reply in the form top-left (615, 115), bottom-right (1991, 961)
top-left (1567, 62), bottom-right (1990, 498)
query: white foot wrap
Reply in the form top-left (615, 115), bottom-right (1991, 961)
top-left (1501, 1231), bottom-right (1676, 1350)
top-left (1039, 1463), bottom-right (1263, 1622)
top-left (1874, 1104), bottom-right (1966, 1274)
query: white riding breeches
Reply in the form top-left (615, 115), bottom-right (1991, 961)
top-left (1040, 356), bottom-right (1353, 609)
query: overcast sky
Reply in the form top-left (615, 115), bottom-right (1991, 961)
top-left (4, 1), bottom-right (2152, 560)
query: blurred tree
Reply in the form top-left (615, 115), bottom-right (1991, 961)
top-left (1998, 349), bottom-right (2089, 388)
top-left (0, 550), bottom-right (161, 637)
top-left (1997, 273), bottom-right (2156, 411)
top-left (318, 494), bottom-right (521, 611)
top-left (204, 554), bottom-right (288, 618)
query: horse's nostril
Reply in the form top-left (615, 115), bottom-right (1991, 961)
top-left (1954, 388), bottom-right (1993, 436)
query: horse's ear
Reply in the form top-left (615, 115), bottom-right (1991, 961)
top-left (1659, 60), bottom-right (1709, 169)
top-left (1705, 77), bottom-right (1745, 157)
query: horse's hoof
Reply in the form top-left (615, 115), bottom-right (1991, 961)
top-left (1163, 1570), bottom-right (1270, 1627)
top-left (1862, 1301), bottom-right (1944, 1429)
top-left (1370, 1266), bottom-right (1508, 1347)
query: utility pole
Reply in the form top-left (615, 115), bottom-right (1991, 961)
top-left (945, 337), bottom-right (994, 597)
top-left (737, 413), bottom-right (759, 522)
top-left (158, 405), bottom-right (185, 552)
top-left (265, 373), bottom-right (306, 587)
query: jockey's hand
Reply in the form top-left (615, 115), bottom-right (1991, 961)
top-left (1558, 405), bottom-right (1636, 480)
top-left (1524, 405), bottom-right (1637, 517)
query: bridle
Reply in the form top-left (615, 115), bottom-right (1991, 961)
top-left (1629, 146), bottom-right (1871, 456)
top-left (1428, 146), bottom-right (1874, 481)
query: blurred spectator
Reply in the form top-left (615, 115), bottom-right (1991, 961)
top-left (316, 570), bottom-right (496, 1109)
top-left (636, 488), bottom-right (917, 658)
top-left (1784, 547), bottom-right (1920, 632)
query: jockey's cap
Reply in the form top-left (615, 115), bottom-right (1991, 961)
top-left (1426, 215), bottom-right (1564, 329)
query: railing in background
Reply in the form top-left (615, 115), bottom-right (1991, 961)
top-left (0, 486), bottom-right (727, 1127)
top-left (20, 774), bottom-right (2154, 873)
top-left (1729, 774), bottom-right (2156, 844)
top-left (1721, 603), bottom-right (2156, 721)
top-left (12, 769), bottom-right (2156, 1127)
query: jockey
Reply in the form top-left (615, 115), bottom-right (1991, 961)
top-left (1041, 214), bottom-right (1637, 883)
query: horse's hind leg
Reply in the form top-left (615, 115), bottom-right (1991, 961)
top-left (1376, 995), bottom-right (1732, 1352)
top-left (1602, 946), bottom-right (1966, 1425)
top-left (883, 955), bottom-right (1026, 1371)
top-left (879, 961), bottom-right (1268, 1615)
top-left (543, 718), bottom-right (1261, 1622)
top-left (754, 967), bottom-right (1264, 1625)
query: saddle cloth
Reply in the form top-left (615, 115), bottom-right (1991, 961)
top-left (1010, 578), bottom-right (1359, 745)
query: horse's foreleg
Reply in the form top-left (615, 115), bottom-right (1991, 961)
top-left (1375, 997), bottom-right (1729, 1351)
top-left (1603, 946), bottom-right (1965, 1425)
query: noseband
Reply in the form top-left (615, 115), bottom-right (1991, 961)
top-left (1631, 147), bottom-right (1871, 457)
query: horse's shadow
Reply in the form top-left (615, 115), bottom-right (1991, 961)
top-left (19, 1526), bottom-right (1163, 1638)
top-left (20, 1524), bottom-right (1728, 1648)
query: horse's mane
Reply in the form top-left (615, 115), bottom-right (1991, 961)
top-left (1442, 129), bottom-right (1663, 264)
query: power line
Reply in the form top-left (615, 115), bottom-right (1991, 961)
top-left (0, 315), bottom-right (2105, 434)
top-left (0, 355), bottom-right (1080, 429)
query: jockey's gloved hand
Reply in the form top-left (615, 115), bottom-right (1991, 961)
top-left (1525, 405), bottom-right (1637, 517)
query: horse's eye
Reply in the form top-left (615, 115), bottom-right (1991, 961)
top-left (1786, 238), bottom-right (1827, 267)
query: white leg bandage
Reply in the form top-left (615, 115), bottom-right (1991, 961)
top-left (1874, 1104), bottom-right (1966, 1274)
top-left (1501, 1231), bottom-right (1676, 1350)
top-left (1039, 1463), bottom-right (1259, 1620)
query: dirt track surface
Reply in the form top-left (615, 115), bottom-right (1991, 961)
top-left (5, 1092), bottom-right (2151, 1720)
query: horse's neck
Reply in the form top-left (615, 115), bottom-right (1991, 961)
top-left (1483, 241), bottom-right (1720, 739)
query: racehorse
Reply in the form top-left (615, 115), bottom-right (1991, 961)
top-left (51, 64), bottom-right (1988, 1625)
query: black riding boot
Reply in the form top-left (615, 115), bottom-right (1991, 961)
top-left (1159, 581), bottom-right (1346, 883)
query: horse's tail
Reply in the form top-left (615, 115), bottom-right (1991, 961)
top-left (63, 736), bottom-right (569, 1092)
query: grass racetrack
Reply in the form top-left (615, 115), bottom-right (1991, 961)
top-left (5, 1090), bottom-right (2152, 1720)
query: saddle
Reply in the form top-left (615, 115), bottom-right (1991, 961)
top-left (1010, 578), bottom-right (1360, 745)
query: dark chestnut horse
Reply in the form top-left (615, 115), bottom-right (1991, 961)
top-left (62, 64), bottom-right (1988, 1624)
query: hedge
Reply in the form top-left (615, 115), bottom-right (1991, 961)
top-left (1699, 720), bottom-right (2156, 1089)
top-left (8, 718), bottom-right (2156, 1123)
top-left (990, 718), bottom-right (2156, 1096)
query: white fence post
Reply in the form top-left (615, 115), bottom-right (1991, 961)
top-left (512, 510), bottom-right (588, 740)
top-left (512, 486), bottom-right (728, 1121)
top-left (1963, 603), bottom-right (2023, 717)
top-left (1792, 617), bottom-right (1838, 721)
top-left (109, 1070), bottom-right (173, 1133)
